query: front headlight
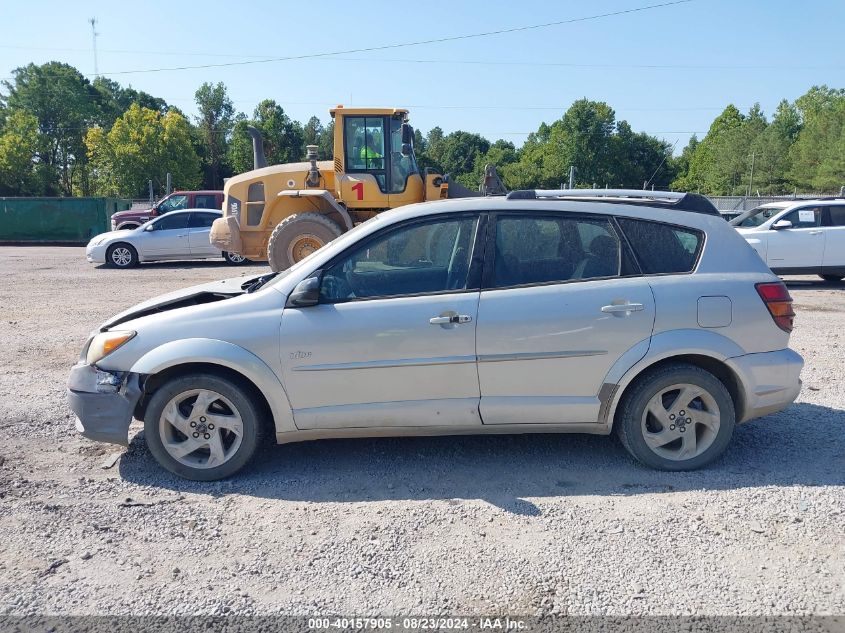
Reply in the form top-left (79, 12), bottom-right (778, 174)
top-left (86, 330), bottom-right (136, 365)
top-left (89, 236), bottom-right (106, 247)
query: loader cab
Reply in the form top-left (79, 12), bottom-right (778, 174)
top-left (333, 107), bottom-right (424, 210)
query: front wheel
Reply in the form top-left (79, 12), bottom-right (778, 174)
top-left (106, 243), bottom-right (138, 268)
top-left (266, 212), bottom-right (342, 272)
top-left (143, 374), bottom-right (265, 480)
top-left (820, 274), bottom-right (843, 283)
top-left (615, 363), bottom-right (735, 471)
top-left (223, 251), bottom-right (249, 265)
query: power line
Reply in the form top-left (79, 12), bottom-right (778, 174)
top-left (4, 44), bottom-right (842, 72)
top-left (90, 1), bottom-right (694, 76)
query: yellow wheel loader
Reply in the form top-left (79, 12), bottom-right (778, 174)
top-left (210, 107), bottom-right (505, 272)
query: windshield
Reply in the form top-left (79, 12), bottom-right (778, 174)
top-left (157, 194), bottom-right (189, 213)
top-left (730, 205), bottom-right (786, 227)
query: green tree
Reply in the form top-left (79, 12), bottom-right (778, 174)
top-left (93, 77), bottom-right (168, 129)
top-left (463, 139), bottom-right (518, 189)
top-left (612, 120), bottom-right (675, 189)
top-left (303, 115), bottom-right (322, 146)
top-left (3, 62), bottom-right (99, 195)
top-left (424, 130), bottom-right (490, 181)
top-left (228, 100), bottom-right (305, 174)
top-left (0, 109), bottom-right (39, 195)
top-left (86, 104), bottom-right (201, 197)
top-left (789, 86), bottom-right (845, 191)
top-left (194, 82), bottom-right (234, 189)
top-left (749, 100), bottom-right (801, 193)
top-left (674, 104), bottom-right (749, 194)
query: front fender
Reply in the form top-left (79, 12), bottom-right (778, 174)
top-left (130, 338), bottom-right (295, 435)
top-left (602, 329), bottom-right (747, 429)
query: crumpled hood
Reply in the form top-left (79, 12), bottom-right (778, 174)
top-left (100, 274), bottom-right (264, 330)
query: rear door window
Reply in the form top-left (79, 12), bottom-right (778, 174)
top-left (616, 218), bottom-right (702, 274)
top-left (194, 194), bottom-right (219, 209)
top-left (826, 206), bottom-right (845, 227)
top-left (188, 212), bottom-right (218, 229)
top-left (492, 216), bottom-right (621, 287)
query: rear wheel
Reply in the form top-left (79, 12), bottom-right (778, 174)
top-left (820, 274), bottom-right (843, 282)
top-left (223, 251), bottom-right (249, 265)
top-left (266, 212), bottom-right (342, 272)
top-left (106, 243), bottom-right (138, 268)
top-left (615, 363), bottom-right (735, 471)
top-left (143, 374), bottom-right (264, 481)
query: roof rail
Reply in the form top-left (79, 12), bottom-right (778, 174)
top-left (505, 188), bottom-right (720, 215)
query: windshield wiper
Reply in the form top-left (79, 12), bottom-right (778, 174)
top-left (242, 272), bottom-right (278, 293)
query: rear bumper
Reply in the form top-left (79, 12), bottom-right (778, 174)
top-left (67, 362), bottom-right (143, 446)
top-left (727, 348), bottom-right (803, 423)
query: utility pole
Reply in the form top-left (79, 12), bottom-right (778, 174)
top-left (166, 173), bottom-right (172, 195)
top-left (568, 166), bottom-right (576, 190)
top-left (89, 18), bottom-right (99, 77)
top-left (748, 151), bottom-right (756, 198)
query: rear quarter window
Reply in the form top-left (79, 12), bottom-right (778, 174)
top-left (616, 217), bottom-right (703, 274)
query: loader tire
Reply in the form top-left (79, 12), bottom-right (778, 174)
top-left (266, 213), bottom-right (343, 272)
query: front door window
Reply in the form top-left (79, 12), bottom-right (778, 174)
top-left (320, 216), bottom-right (479, 302)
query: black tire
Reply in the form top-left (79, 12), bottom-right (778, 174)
top-left (267, 212), bottom-right (342, 273)
top-left (615, 363), bottom-right (735, 471)
top-left (223, 251), bottom-right (250, 265)
top-left (106, 243), bottom-right (138, 268)
top-left (143, 373), bottom-right (265, 481)
top-left (820, 274), bottom-right (843, 283)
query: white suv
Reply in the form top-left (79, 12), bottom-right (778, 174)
top-left (731, 199), bottom-right (845, 282)
top-left (68, 190), bottom-right (803, 479)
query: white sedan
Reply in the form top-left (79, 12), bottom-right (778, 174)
top-left (86, 210), bottom-right (248, 268)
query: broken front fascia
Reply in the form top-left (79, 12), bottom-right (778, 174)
top-left (67, 362), bottom-right (143, 446)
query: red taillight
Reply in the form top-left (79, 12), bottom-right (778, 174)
top-left (756, 281), bottom-right (795, 332)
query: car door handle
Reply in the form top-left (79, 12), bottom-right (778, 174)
top-left (601, 302), bottom-right (644, 314)
top-left (809, 230), bottom-right (823, 235)
top-left (430, 315), bottom-right (472, 325)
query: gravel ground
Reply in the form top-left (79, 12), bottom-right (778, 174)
top-left (0, 246), bottom-right (843, 617)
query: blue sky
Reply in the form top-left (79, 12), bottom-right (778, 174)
top-left (1, 0), bottom-right (843, 153)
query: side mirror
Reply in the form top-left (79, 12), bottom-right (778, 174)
top-left (772, 219), bottom-right (793, 230)
top-left (286, 272), bottom-right (322, 308)
top-left (401, 122), bottom-right (413, 145)
top-left (144, 224), bottom-right (155, 232)
top-left (401, 142), bottom-right (412, 157)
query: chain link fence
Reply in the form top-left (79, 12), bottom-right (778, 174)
top-left (710, 192), bottom-right (844, 213)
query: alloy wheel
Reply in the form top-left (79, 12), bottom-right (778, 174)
top-left (158, 389), bottom-right (244, 469)
top-left (111, 246), bottom-right (133, 267)
top-left (640, 383), bottom-right (721, 461)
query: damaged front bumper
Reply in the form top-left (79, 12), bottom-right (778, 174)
top-left (67, 362), bottom-right (143, 446)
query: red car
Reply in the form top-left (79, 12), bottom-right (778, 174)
top-left (110, 191), bottom-right (223, 230)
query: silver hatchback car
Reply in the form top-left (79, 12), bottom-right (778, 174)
top-left (68, 190), bottom-right (803, 480)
